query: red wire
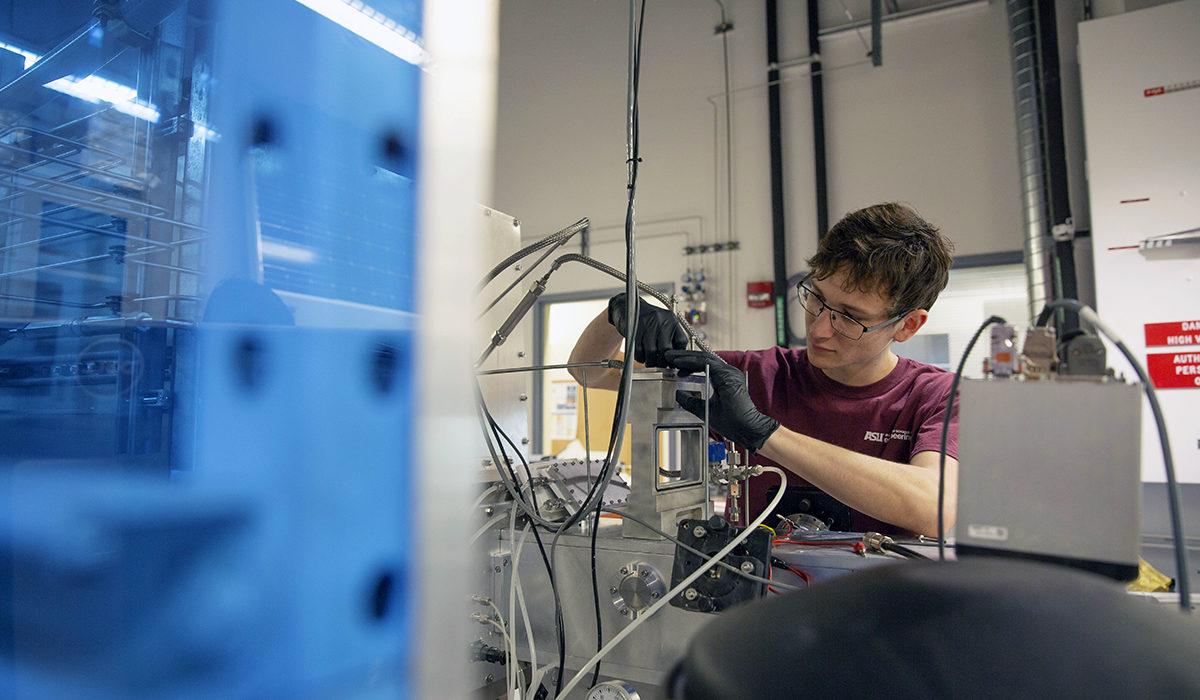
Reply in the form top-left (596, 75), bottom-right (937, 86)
top-left (769, 560), bottom-right (812, 589)
top-left (785, 565), bottom-right (811, 585)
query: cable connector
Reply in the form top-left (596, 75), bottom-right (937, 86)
top-left (863, 532), bottom-right (929, 560)
top-left (470, 612), bottom-right (496, 625)
top-left (470, 594), bottom-right (494, 606)
top-left (863, 531), bottom-right (892, 554)
top-left (470, 639), bottom-right (507, 665)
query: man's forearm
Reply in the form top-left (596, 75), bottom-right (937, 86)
top-left (567, 311), bottom-right (625, 390)
top-left (757, 426), bottom-right (956, 536)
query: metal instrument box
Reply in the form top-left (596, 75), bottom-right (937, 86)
top-left (956, 378), bottom-right (1142, 580)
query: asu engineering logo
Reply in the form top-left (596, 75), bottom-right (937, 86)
top-left (863, 429), bottom-right (912, 444)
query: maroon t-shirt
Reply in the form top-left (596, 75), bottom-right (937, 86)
top-left (716, 347), bottom-right (958, 535)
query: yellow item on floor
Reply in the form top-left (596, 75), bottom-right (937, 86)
top-left (1127, 556), bottom-right (1174, 593)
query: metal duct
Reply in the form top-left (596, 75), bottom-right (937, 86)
top-left (1006, 0), bottom-right (1056, 322)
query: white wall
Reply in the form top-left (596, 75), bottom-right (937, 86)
top-left (809, 3), bottom-right (1023, 260)
top-left (492, 0), bottom-right (1046, 351)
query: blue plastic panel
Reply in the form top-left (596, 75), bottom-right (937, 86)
top-left (0, 0), bottom-right (427, 696)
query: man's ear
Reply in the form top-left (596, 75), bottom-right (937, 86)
top-left (892, 309), bottom-right (929, 343)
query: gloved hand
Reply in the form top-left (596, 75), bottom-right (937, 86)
top-left (608, 293), bottom-right (688, 367)
top-left (665, 349), bottom-right (781, 453)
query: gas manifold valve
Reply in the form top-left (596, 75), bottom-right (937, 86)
top-left (708, 441), bottom-right (760, 484)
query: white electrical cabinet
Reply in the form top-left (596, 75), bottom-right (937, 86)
top-left (1079, 0), bottom-right (1200, 482)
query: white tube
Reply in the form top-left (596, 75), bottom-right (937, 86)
top-left (479, 616), bottom-right (516, 696)
top-left (512, 523), bottom-right (540, 700)
top-left (557, 466), bottom-right (790, 698)
top-left (529, 664), bottom-right (554, 698)
top-left (505, 506), bottom-right (520, 697)
top-left (470, 482), bottom-right (501, 512)
top-left (1078, 304), bottom-right (1123, 345)
top-left (469, 509), bottom-right (510, 545)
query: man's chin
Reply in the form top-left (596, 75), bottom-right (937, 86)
top-left (807, 344), bottom-right (837, 363)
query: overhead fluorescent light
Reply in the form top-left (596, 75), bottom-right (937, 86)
top-left (0, 40), bottom-right (38, 68)
top-left (291, 0), bottom-right (431, 67)
top-left (46, 74), bottom-right (160, 122)
top-left (0, 40), bottom-right (160, 123)
top-left (261, 239), bottom-right (319, 264)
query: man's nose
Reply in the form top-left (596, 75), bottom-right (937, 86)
top-left (807, 308), bottom-right (835, 338)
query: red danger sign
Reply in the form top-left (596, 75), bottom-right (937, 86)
top-left (1145, 320), bottom-right (1200, 347)
top-left (1147, 352), bottom-right (1200, 389)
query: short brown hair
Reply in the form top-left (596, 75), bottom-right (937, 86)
top-left (805, 202), bottom-right (954, 316)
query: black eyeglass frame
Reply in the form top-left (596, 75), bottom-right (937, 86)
top-left (795, 275), bottom-right (910, 341)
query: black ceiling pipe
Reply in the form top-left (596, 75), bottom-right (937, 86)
top-left (766, 0), bottom-right (791, 346)
top-left (1034, 0), bottom-right (1078, 331)
top-left (871, 0), bottom-right (883, 66)
top-left (768, 0), bottom-right (829, 348)
top-left (1035, 1), bottom-right (1071, 235)
top-left (807, 0), bottom-right (829, 243)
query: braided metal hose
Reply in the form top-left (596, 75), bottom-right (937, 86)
top-left (548, 252), bottom-right (713, 355)
top-left (478, 217), bottom-right (589, 289)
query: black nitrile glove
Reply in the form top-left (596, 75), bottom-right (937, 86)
top-left (665, 349), bottom-right (780, 453)
top-left (607, 293), bottom-right (688, 367)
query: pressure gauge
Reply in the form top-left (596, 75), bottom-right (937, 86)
top-left (585, 679), bottom-right (641, 700)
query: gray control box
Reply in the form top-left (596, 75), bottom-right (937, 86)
top-left (956, 378), bottom-right (1142, 580)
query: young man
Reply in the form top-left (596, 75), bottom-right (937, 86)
top-left (567, 202), bottom-right (957, 537)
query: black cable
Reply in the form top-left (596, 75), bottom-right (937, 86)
top-left (938, 315), bottom-right (1006, 561)
top-left (478, 311), bottom-right (634, 534)
top-left (478, 366), bottom-right (631, 666)
top-left (515, 497), bottom-right (566, 685)
top-left (527, 521), bottom-right (566, 691)
top-left (476, 377), bottom-right (613, 533)
top-left (473, 1), bottom-right (651, 690)
top-left (475, 412), bottom-right (556, 525)
top-left (487, 409), bottom-right (541, 518)
top-left (588, 500), bottom-right (603, 688)
top-left (1038, 298), bottom-right (1190, 612)
top-left (575, 2), bottom-right (648, 692)
top-left (474, 382), bottom-right (536, 513)
top-left (473, 348), bottom-right (572, 690)
top-left (881, 541), bottom-right (929, 560)
top-left (576, 368), bottom-right (604, 687)
top-left (482, 399), bottom-right (565, 686)
top-left (1034, 304), bottom-right (1055, 328)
